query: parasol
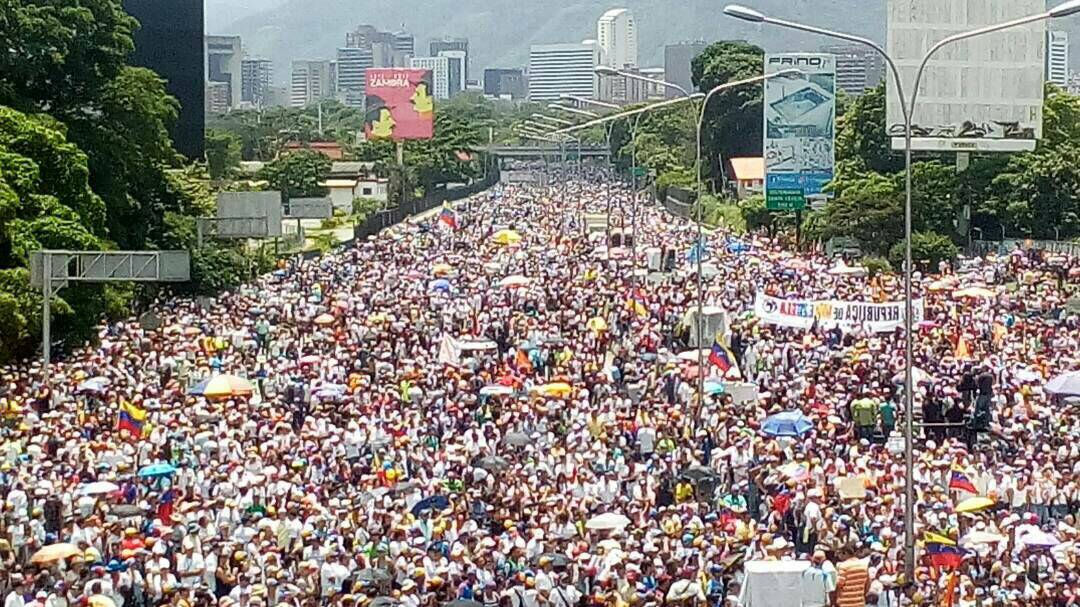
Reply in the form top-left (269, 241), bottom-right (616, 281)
top-left (188, 374), bottom-right (254, 400)
top-left (531, 382), bottom-right (573, 398)
top-left (492, 229), bottom-right (522, 245)
top-left (77, 377), bottom-right (111, 394)
top-left (480, 385), bottom-right (514, 397)
top-left (954, 287), bottom-right (994, 299)
top-left (503, 432), bottom-right (530, 447)
top-left (313, 313), bottom-right (336, 326)
top-left (1046, 371), bottom-right (1080, 397)
top-left (498, 275), bottom-right (531, 288)
top-left (954, 496), bottom-right (995, 514)
top-left (761, 411), bottom-right (814, 438)
top-left (585, 512), bottom-right (632, 531)
top-left (960, 531), bottom-right (1007, 546)
top-left (77, 481), bottom-right (119, 496)
top-left (29, 543), bottom-right (81, 564)
top-left (679, 465), bottom-right (719, 482)
top-left (474, 456), bottom-right (510, 472)
top-left (137, 462), bottom-right (177, 478)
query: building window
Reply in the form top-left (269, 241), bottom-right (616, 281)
top-left (362, 187), bottom-right (373, 195)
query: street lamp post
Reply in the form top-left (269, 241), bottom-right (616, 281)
top-left (724, 0), bottom-right (1080, 586)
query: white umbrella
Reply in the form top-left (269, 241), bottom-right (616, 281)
top-left (676, 349), bottom-right (711, 363)
top-left (480, 385), bottom-right (514, 396)
top-left (960, 531), bottom-right (1007, 546)
top-left (1047, 371), bottom-right (1080, 396)
top-left (585, 512), bottom-right (631, 531)
top-left (459, 339), bottom-right (498, 351)
top-left (78, 481), bottom-right (119, 496)
top-left (498, 275), bottom-right (531, 288)
top-left (891, 366), bottom-right (931, 385)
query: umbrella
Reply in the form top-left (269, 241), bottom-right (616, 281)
top-left (531, 553), bottom-right (571, 567)
top-left (313, 313), bottom-right (336, 326)
top-left (315, 385), bottom-right (347, 400)
top-left (137, 463), bottom-right (177, 478)
top-left (1047, 371), bottom-right (1080, 397)
top-left (503, 432), bottom-right (530, 447)
top-left (88, 597), bottom-right (117, 607)
top-left (459, 339), bottom-right (498, 351)
top-left (77, 481), bottom-right (119, 496)
top-left (444, 601), bottom-right (483, 607)
top-left (531, 382), bottom-right (573, 398)
top-left (679, 465), bottom-right (719, 482)
top-left (188, 374), bottom-right (254, 400)
top-left (432, 263), bottom-right (453, 276)
top-left (110, 504), bottom-right (146, 518)
top-left (370, 598), bottom-right (399, 607)
top-left (676, 349), bottom-right (710, 363)
top-left (585, 512), bottom-right (632, 531)
top-left (299, 354), bottom-right (321, 365)
top-left (703, 381), bottom-right (725, 396)
top-left (954, 496), bottom-right (995, 514)
top-left (480, 385), bottom-right (514, 397)
top-left (954, 287), bottom-right (994, 299)
top-left (1021, 530), bottom-right (1061, 548)
top-left (492, 229), bottom-right (522, 245)
top-left (474, 456), bottom-right (510, 472)
top-left (77, 377), bottom-right (111, 393)
top-left (586, 316), bottom-right (608, 332)
top-left (960, 531), bottom-right (1007, 546)
top-left (29, 543), bottom-right (81, 564)
top-left (761, 411), bottom-right (814, 438)
top-left (411, 495), bottom-right (451, 517)
top-left (891, 366), bottom-right (932, 385)
top-left (430, 278), bottom-right (452, 293)
top-left (498, 275), bottom-right (531, 288)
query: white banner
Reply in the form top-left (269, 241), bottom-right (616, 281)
top-left (754, 292), bottom-right (924, 333)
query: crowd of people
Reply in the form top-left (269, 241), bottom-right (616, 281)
top-left (1, 170), bottom-right (1079, 607)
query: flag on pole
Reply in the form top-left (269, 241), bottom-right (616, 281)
top-left (948, 467), bottom-right (978, 493)
top-left (438, 203), bottom-right (458, 229)
top-left (924, 534), bottom-right (965, 569)
top-left (687, 239), bottom-right (708, 263)
top-left (708, 334), bottom-right (737, 375)
top-left (117, 401), bottom-right (147, 439)
top-left (625, 288), bottom-right (648, 317)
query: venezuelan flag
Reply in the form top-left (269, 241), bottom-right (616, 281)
top-left (709, 335), bottom-right (737, 374)
top-left (438, 203), bottom-right (457, 229)
top-left (117, 401), bottom-right (147, 438)
top-left (948, 468), bottom-right (978, 494)
top-left (925, 542), bottom-right (964, 569)
top-left (625, 289), bottom-right (648, 317)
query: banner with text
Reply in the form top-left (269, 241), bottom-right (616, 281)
top-left (754, 292), bottom-right (924, 333)
top-left (364, 68), bottom-right (435, 141)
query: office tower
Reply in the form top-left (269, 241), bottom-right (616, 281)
top-left (598, 67), bottom-right (665, 105)
top-left (122, 0), bottom-right (205, 158)
top-left (290, 60), bottom-right (333, 108)
top-left (393, 30), bottom-right (415, 56)
top-left (205, 81), bottom-right (231, 114)
top-left (483, 68), bottom-right (526, 99)
top-left (663, 41), bottom-right (707, 99)
top-left (431, 37), bottom-right (469, 87)
top-left (241, 58), bottom-right (273, 107)
top-left (205, 35), bottom-right (242, 110)
top-left (597, 8), bottom-right (637, 69)
top-left (528, 42), bottom-right (599, 101)
top-left (409, 56), bottom-right (451, 99)
top-left (822, 44), bottom-right (885, 96)
top-left (337, 47), bottom-right (373, 107)
top-left (438, 50), bottom-right (467, 97)
top-left (1048, 31), bottom-right (1069, 87)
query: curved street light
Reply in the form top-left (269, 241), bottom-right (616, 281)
top-left (723, 0), bottom-right (1080, 586)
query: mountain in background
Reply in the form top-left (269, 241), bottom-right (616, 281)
top-left (206, 0), bottom-right (889, 85)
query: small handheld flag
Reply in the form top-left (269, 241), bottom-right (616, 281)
top-left (708, 334), bottom-right (738, 377)
top-left (438, 203), bottom-right (458, 229)
top-left (948, 468), bottom-right (978, 494)
top-left (625, 289), bottom-right (648, 317)
top-left (925, 541), bottom-right (965, 569)
top-left (117, 401), bottom-right (147, 439)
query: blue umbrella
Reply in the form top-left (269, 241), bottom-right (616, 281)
top-left (761, 411), bottom-right (814, 438)
top-left (410, 494), bottom-right (451, 517)
top-left (187, 378), bottom-right (210, 396)
top-left (429, 279), bottom-right (452, 293)
top-left (703, 381), bottom-right (726, 396)
top-left (137, 463), bottom-right (177, 478)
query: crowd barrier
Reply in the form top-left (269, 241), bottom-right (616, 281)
top-left (352, 171), bottom-right (501, 241)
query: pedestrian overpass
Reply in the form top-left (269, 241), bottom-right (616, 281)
top-left (483, 143), bottom-right (611, 161)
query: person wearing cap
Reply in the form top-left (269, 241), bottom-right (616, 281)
top-left (4, 574), bottom-right (26, 607)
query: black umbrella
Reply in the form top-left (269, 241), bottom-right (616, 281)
top-left (444, 601), bottom-right (483, 607)
top-left (503, 432), bottom-right (530, 447)
top-left (474, 456), bottom-right (510, 472)
top-left (679, 465), bottom-right (719, 482)
top-left (110, 504), bottom-right (146, 518)
top-left (371, 598), bottom-right (399, 607)
top-left (390, 481), bottom-right (420, 496)
top-left (531, 552), bottom-right (571, 568)
top-left (411, 494), bottom-right (451, 517)
top-left (356, 568), bottom-right (392, 584)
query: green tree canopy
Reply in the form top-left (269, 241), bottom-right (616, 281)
top-left (258, 150), bottom-right (332, 200)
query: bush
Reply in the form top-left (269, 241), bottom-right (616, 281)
top-left (696, 195), bottom-right (747, 233)
top-left (889, 231), bottom-right (960, 272)
top-left (352, 196), bottom-right (383, 221)
top-left (861, 256), bottom-right (893, 277)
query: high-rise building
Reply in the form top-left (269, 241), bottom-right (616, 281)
top-left (1048, 31), bottom-right (1069, 87)
top-left (664, 42), bottom-right (707, 99)
top-left (393, 30), bottom-right (415, 56)
top-left (599, 67), bottom-right (665, 105)
top-left (205, 81), bottom-right (231, 114)
top-left (409, 56), bottom-right (451, 100)
top-left (597, 8), bottom-right (637, 69)
top-left (431, 37), bottom-right (469, 88)
top-left (336, 47), bottom-right (373, 107)
top-left (822, 44), bottom-right (885, 96)
top-left (290, 60), bottom-right (333, 108)
top-left (122, 0), bottom-right (205, 158)
top-left (438, 50), bottom-right (467, 97)
top-left (241, 58), bottom-right (273, 107)
top-left (205, 35), bottom-right (242, 111)
top-left (484, 68), bottom-right (526, 99)
top-left (528, 42), bottom-right (599, 101)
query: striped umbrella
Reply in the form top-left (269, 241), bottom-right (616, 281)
top-left (188, 375), bottom-right (254, 400)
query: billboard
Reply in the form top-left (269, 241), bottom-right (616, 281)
top-left (763, 54), bottom-right (836, 211)
top-left (216, 191), bottom-right (282, 237)
top-left (364, 68), bottom-right (435, 141)
top-left (886, 0), bottom-right (1044, 152)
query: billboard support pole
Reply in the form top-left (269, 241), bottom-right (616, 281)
top-left (41, 251), bottom-right (52, 376)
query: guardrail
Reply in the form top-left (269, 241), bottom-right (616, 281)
top-left (353, 171), bottom-right (501, 241)
top-left (971, 238), bottom-right (1080, 258)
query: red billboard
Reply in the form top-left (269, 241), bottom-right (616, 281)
top-left (364, 68), bottom-right (435, 141)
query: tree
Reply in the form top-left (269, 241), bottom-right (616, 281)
top-left (835, 84), bottom-right (903, 175)
top-left (691, 41), bottom-right (765, 185)
top-left (258, 150), bottom-right (332, 200)
top-left (822, 172), bottom-right (904, 255)
top-left (205, 129), bottom-right (242, 180)
top-left (890, 231), bottom-right (959, 271)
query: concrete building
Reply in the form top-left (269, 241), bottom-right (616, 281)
top-left (728, 157), bottom-right (764, 200)
top-left (484, 68), bottom-right (526, 99)
top-left (205, 81), bottom-right (232, 115)
top-left (205, 35), bottom-right (242, 110)
top-left (664, 42), bottom-right (707, 99)
top-left (528, 42), bottom-right (599, 101)
top-left (393, 30), bottom-right (415, 56)
top-left (336, 47), bottom-right (373, 107)
top-left (597, 8), bottom-right (637, 69)
top-left (290, 60), bottom-right (333, 108)
top-left (599, 66), bottom-right (665, 105)
top-left (1048, 31), bottom-right (1069, 87)
top-left (822, 44), bottom-right (884, 96)
top-left (438, 50), bottom-right (467, 97)
top-left (431, 37), bottom-right (469, 87)
top-left (241, 58), bottom-right (273, 108)
top-left (410, 56), bottom-right (451, 99)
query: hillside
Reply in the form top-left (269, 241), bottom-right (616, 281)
top-left (207, 0), bottom-right (889, 85)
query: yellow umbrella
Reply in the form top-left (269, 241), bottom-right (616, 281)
top-left (955, 496), bottom-right (995, 514)
top-left (928, 280), bottom-right (952, 292)
top-left (197, 375), bottom-right (255, 401)
top-left (30, 542), bottom-right (81, 564)
top-left (432, 263), bottom-right (453, 276)
top-left (313, 313), bottom-right (336, 326)
top-left (954, 287), bottom-right (994, 299)
top-left (532, 382), bottom-right (573, 398)
top-left (88, 596), bottom-right (117, 607)
top-left (492, 229), bottom-right (522, 245)
top-left (586, 317), bottom-right (608, 332)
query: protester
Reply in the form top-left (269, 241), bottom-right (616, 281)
top-left (0, 170), bottom-right (1079, 607)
